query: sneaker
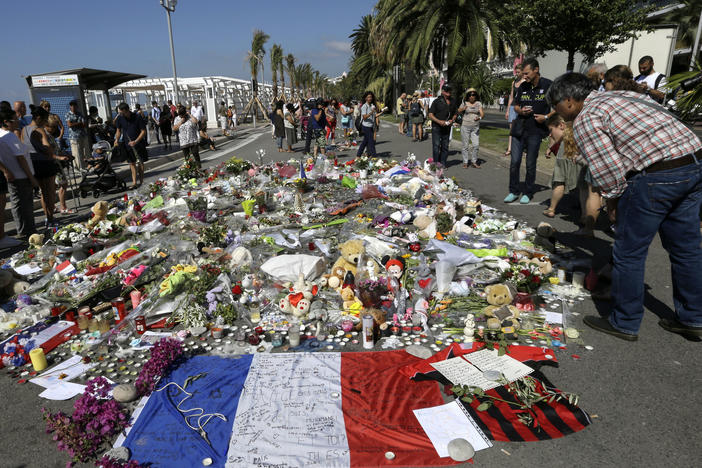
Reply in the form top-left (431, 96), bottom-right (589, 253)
top-left (0, 236), bottom-right (22, 249)
top-left (583, 315), bottom-right (638, 341)
top-left (659, 318), bottom-right (702, 337)
top-left (504, 193), bottom-right (519, 203)
top-left (519, 195), bottom-right (531, 204)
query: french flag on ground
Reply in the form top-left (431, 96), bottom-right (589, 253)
top-left (55, 260), bottom-right (76, 276)
top-left (121, 351), bottom-right (457, 468)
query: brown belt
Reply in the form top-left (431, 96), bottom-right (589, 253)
top-left (626, 149), bottom-right (701, 179)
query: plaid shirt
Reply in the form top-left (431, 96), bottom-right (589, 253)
top-left (573, 90), bottom-right (701, 199)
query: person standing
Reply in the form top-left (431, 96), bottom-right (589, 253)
top-left (172, 105), bottom-right (201, 168)
top-left (45, 114), bottom-right (73, 215)
top-left (190, 100), bottom-right (205, 127)
top-left (547, 72), bottom-right (702, 340)
top-left (505, 64), bottom-right (525, 157)
top-left (635, 55), bottom-right (667, 104)
top-left (339, 100), bottom-right (353, 140)
top-left (150, 101), bottom-right (162, 145)
top-left (284, 103), bottom-right (297, 152)
top-left (428, 83), bottom-right (457, 167)
top-left (113, 103), bottom-right (147, 189)
top-left (218, 101), bottom-right (229, 136)
top-left (408, 94), bottom-right (425, 142)
top-left (356, 91), bottom-right (378, 158)
top-left (325, 99), bottom-right (338, 144)
top-left (13, 101), bottom-right (32, 138)
top-left (65, 100), bottom-right (90, 171)
top-left (457, 88), bottom-right (484, 168)
top-left (0, 107), bottom-right (38, 241)
top-left (505, 58), bottom-right (553, 204)
top-left (306, 99), bottom-right (327, 157)
top-left (272, 100), bottom-right (286, 152)
top-left (159, 104), bottom-right (173, 150)
top-left (498, 95), bottom-right (505, 112)
top-left (134, 104), bottom-right (150, 145)
top-left (39, 101), bottom-right (65, 149)
top-left (396, 92), bottom-right (407, 135)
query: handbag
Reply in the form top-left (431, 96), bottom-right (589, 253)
top-left (509, 117), bottom-right (524, 138)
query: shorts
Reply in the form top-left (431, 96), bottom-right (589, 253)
top-left (411, 114), bottom-right (424, 125)
top-left (0, 172), bottom-right (7, 194)
top-left (122, 142), bottom-right (148, 164)
top-left (402, 113), bottom-right (409, 122)
top-left (313, 129), bottom-right (326, 149)
top-left (341, 118), bottom-right (352, 129)
top-left (31, 157), bottom-right (59, 179)
top-left (508, 106), bottom-right (518, 123)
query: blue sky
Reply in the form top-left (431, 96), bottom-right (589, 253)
top-left (0, 0), bottom-right (376, 103)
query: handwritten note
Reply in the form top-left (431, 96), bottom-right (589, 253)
top-left (430, 349), bottom-right (533, 390)
top-left (413, 401), bottom-right (492, 457)
top-left (225, 353), bottom-right (350, 468)
top-left (30, 355), bottom-right (96, 388)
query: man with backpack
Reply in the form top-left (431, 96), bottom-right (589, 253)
top-left (635, 55), bottom-right (667, 104)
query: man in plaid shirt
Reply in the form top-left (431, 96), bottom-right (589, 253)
top-left (546, 72), bottom-right (702, 341)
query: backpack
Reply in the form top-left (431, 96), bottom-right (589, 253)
top-left (355, 114), bottom-right (363, 132)
top-left (410, 101), bottom-right (421, 117)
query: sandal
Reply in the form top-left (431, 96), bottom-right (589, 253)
top-left (471, 163), bottom-right (480, 169)
top-left (542, 209), bottom-right (556, 218)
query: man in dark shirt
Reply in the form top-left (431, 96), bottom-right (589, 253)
top-left (505, 58), bottom-right (553, 204)
top-left (113, 102), bottom-right (147, 189)
top-left (428, 84), bottom-right (458, 166)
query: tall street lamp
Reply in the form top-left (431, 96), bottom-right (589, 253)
top-left (160, 0), bottom-right (179, 104)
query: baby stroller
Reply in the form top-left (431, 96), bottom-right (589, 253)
top-left (78, 141), bottom-right (127, 199)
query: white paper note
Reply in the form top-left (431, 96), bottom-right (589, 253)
top-left (413, 400), bottom-right (492, 457)
top-left (430, 350), bottom-right (534, 390)
top-left (30, 355), bottom-right (96, 388)
top-left (430, 357), bottom-right (497, 390)
top-left (38, 381), bottom-right (86, 400)
top-left (14, 263), bottom-right (42, 276)
top-left (463, 349), bottom-right (534, 383)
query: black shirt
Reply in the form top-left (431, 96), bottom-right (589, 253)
top-left (429, 96), bottom-right (458, 133)
top-left (514, 76), bottom-right (552, 137)
top-left (115, 112), bottom-right (147, 143)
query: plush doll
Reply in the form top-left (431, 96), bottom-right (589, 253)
top-left (0, 270), bottom-right (30, 298)
top-left (323, 265), bottom-right (346, 290)
top-left (381, 256), bottom-right (405, 283)
top-left (332, 239), bottom-right (379, 277)
top-left (483, 283), bottom-right (520, 331)
top-left (88, 201), bottom-right (109, 229)
top-left (413, 255), bottom-right (435, 298)
top-left (279, 273), bottom-right (318, 318)
top-left (28, 233), bottom-right (44, 249)
top-left (339, 286), bottom-right (363, 315)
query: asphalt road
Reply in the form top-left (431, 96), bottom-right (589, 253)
top-left (1, 121), bottom-right (700, 467)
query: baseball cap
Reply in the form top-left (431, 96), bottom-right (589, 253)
top-left (441, 83), bottom-right (453, 92)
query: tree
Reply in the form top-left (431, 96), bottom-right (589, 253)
top-left (372, 0), bottom-right (515, 84)
top-left (348, 14), bottom-right (393, 102)
top-left (270, 44), bottom-right (283, 99)
top-left (246, 29), bottom-right (270, 97)
top-left (651, 0), bottom-right (702, 51)
top-left (500, 0), bottom-right (654, 72)
top-left (286, 54), bottom-right (296, 98)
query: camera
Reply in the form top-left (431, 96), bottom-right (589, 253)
top-left (681, 73), bottom-right (702, 92)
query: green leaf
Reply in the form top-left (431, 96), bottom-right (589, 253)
top-left (476, 402), bottom-right (491, 412)
top-left (461, 396), bottom-right (473, 404)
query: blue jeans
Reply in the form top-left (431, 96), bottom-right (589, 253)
top-left (357, 125), bottom-right (376, 157)
top-left (610, 161), bottom-right (702, 334)
top-left (509, 133), bottom-right (542, 196)
top-left (432, 126), bottom-right (450, 165)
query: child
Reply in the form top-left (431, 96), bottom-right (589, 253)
top-left (543, 115), bottom-right (582, 218)
top-left (87, 141), bottom-right (109, 172)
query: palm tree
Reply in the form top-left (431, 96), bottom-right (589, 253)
top-left (652, 0), bottom-right (702, 51)
top-left (373, 0), bottom-right (514, 84)
top-left (270, 44), bottom-right (283, 99)
top-left (349, 14), bottom-right (392, 101)
top-left (286, 54), bottom-right (296, 98)
top-left (246, 29), bottom-right (270, 97)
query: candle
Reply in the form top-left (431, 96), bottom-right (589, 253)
top-left (29, 348), bottom-right (48, 371)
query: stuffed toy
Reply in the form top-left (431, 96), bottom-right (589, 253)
top-left (0, 270), bottom-right (30, 298)
top-left (413, 255), bottom-right (435, 298)
top-left (279, 273), bottom-right (318, 318)
top-left (534, 222), bottom-right (557, 253)
top-left (332, 239), bottom-right (379, 277)
top-left (323, 266), bottom-right (346, 290)
top-left (526, 254), bottom-right (552, 276)
top-left (483, 283), bottom-right (520, 331)
top-left (339, 286), bottom-right (363, 315)
top-left (88, 201), bottom-right (109, 229)
top-left (28, 233), bottom-right (44, 249)
top-left (381, 255), bottom-right (405, 284)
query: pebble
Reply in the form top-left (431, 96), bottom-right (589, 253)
top-left (113, 384), bottom-right (138, 403)
top-left (447, 438), bottom-right (475, 462)
top-left (405, 345), bottom-right (432, 359)
top-left (385, 452), bottom-right (396, 460)
top-left (104, 446), bottom-right (130, 462)
top-left (202, 457), bottom-right (213, 466)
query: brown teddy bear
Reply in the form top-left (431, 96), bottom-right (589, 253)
top-left (332, 239), bottom-right (379, 278)
top-left (323, 266), bottom-right (346, 290)
top-left (339, 286), bottom-right (363, 314)
top-left (88, 201), bottom-right (109, 229)
top-left (0, 269), bottom-right (30, 298)
top-left (483, 283), bottom-right (520, 330)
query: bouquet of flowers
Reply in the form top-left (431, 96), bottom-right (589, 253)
top-left (357, 279), bottom-right (389, 308)
top-left (225, 156), bottom-right (252, 175)
top-left (292, 177), bottom-right (308, 192)
top-left (502, 260), bottom-right (543, 294)
top-left (90, 219), bottom-right (122, 239)
top-left (53, 223), bottom-right (90, 246)
top-left (186, 196), bottom-right (207, 212)
top-left (0, 333), bottom-right (37, 367)
top-left (175, 158), bottom-right (203, 182)
top-left (355, 155), bottom-right (370, 170)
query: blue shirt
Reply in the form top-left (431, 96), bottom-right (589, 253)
top-left (17, 115), bottom-right (32, 131)
top-left (64, 110), bottom-right (87, 140)
top-left (309, 109), bottom-right (327, 130)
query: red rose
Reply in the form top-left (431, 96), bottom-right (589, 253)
top-left (232, 285), bottom-right (243, 295)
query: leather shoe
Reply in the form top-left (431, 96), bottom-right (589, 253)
top-left (583, 315), bottom-right (638, 341)
top-left (659, 318), bottom-right (702, 337)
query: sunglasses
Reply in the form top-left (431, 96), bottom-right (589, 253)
top-left (468, 93), bottom-right (477, 96)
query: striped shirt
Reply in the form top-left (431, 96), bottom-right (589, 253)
top-left (573, 90), bottom-right (702, 198)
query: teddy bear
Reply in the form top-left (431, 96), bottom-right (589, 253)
top-left (88, 201), bottom-right (109, 229)
top-left (332, 239), bottom-right (379, 278)
top-left (0, 269), bottom-right (30, 298)
top-left (483, 283), bottom-right (520, 331)
top-left (526, 254), bottom-right (552, 276)
top-left (279, 273), bottom-right (318, 318)
top-left (323, 265), bottom-right (346, 290)
top-left (28, 233), bottom-right (44, 249)
top-left (339, 286), bottom-right (363, 315)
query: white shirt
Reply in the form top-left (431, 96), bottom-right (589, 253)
top-left (0, 128), bottom-right (34, 178)
top-left (190, 105), bottom-right (204, 122)
top-left (151, 106), bottom-right (161, 121)
top-left (636, 72), bottom-right (667, 91)
top-left (173, 116), bottom-right (200, 147)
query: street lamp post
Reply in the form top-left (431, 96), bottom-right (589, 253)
top-left (160, 0), bottom-right (179, 105)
